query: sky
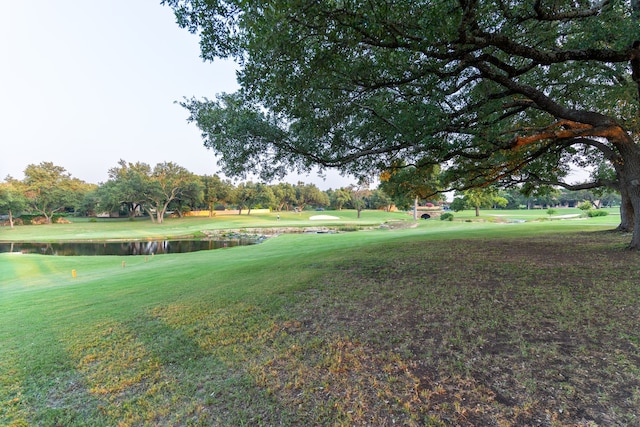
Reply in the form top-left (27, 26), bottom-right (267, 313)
top-left (0, 0), bottom-right (351, 190)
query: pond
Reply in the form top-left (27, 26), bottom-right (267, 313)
top-left (0, 238), bottom-right (260, 256)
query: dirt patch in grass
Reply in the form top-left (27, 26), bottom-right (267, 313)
top-left (255, 231), bottom-right (640, 426)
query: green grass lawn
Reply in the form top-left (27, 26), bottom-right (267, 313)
top-left (447, 206), bottom-right (620, 223)
top-left (0, 210), bottom-right (408, 242)
top-left (1, 210), bottom-right (639, 426)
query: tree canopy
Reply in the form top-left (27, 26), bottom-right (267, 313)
top-left (0, 181), bottom-right (27, 228)
top-left (20, 162), bottom-right (90, 224)
top-left (164, 0), bottom-right (640, 248)
top-left (101, 160), bottom-right (203, 223)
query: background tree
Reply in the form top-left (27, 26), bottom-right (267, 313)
top-left (327, 188), bottom-right (352, 211)
top-left (272, 182), bottom-right (297, 211)
top-left (455, 187), bottom-right (508, 217)
top-left (76, 187), bottom-right (100, 217)
top-left (367, 189), bottom-right (394, 212)
top-left (70, 182), bottom-right (99, 216)
top-left (232, 182), bottom-right (253, 215)
top-left (145, 162), bottom-right (202, 223)
top-left (21, 162), bottom-right (85, 223)
top-left (104, 160), bottom-right (154, 219)
top-left (294, 182), bottom-right (329, 211)
top-left (257, 183), bottom-right (276, 212)
top-left (0, 179), bottom-right (27, 227)
top-left (346, 179), bottom-right (372, 219)
top-left (233, 181), bottom-right (274, 215)
top-left (165, 0), bottom-right (640, 248)
top-left (201, 174), bottom-right (234, 215)
top-left (169, 176), bottom-right (205, 217)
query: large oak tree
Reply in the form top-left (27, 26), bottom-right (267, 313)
top-left (21, 162), bottom-right (88, 224)
top-left (165, 0), bottom-right (640, 248)
top-left (102, 160), bottom-right (202, 223)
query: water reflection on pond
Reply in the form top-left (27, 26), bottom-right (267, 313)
top-left (0, 239), bottom-right (259, 256)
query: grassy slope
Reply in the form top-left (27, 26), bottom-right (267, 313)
top-left (1, 209), bottom-right (637, 426)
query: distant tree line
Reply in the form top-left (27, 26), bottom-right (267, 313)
top-left (0, 161), bottom-right (398, 226)
top-left (449, 185), bottom-right (620, 217)
top-left (1, 161), bottom-right (618, 227)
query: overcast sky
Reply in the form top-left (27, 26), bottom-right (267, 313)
top-left (0, 0), bottom-right (350, 189)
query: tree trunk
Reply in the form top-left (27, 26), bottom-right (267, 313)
top-left (625, 181), bottom-right (640, 249)
top-left (617, 185), bottom-right (634, 232)
top-left (128, 203), bottom-right (137, 219)
top-left (413, 196), bottom-right (418, 220)
top-left (616, 139), bottom-right (640, 249)
top-left (475, 205), bottom-right (480, 217)
top-left (144, 207), bottom-right (156, 223)
top-left (626, 186), bottom-right (640, 249)
top-left (8, 209), bottom-right (14, 228)
top-left (157, 202), bottom-right (171, 224)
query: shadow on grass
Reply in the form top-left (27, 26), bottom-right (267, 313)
top-left (254, 231), bottom-right (640, 426)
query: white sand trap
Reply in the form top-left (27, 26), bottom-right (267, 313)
top-left (309, 215), bottom-right (340, 220)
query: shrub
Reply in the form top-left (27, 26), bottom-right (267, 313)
top-left (587, 209), bottom-right (609, 217)
top-left (578, 201), bottom-right (593, 211)
top-left (546, 208), bottom-right (557, 215)
top-left (15, 214), bottom-right (66, 224)
top-left (440, 212), bottom-right (454, 221)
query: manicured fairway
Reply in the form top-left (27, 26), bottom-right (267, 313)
top-left (1, 210), bottom-right (638, 426)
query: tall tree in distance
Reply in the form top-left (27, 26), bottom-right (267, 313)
top-left (145, 162), bottom-right (202, 223)
top-left (21, 162), bottom-right (86, 223)
top-left (272, 182), bottom-right (297, 211)
top-left (328, 188), bottom-right (352, 211)
top-left (233, 181), bottom-right (274, 215)
top-left (294, 182), bottom-right (330, 211)
top-left (0, 179), bottom-right (27, 227)
top-left (165, 0), bottom-right (640, 249)
top-left (103, 160), bottom-right (154, 219)
top-left (101, 160), bottom-right (201, 222)
top-left (452, 187), bottom-right (509, 217)
top-left (201, 174), bottom-right (234, 216)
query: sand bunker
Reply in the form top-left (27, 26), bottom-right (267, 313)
top-left (309, 215), bottom-right (340, 220)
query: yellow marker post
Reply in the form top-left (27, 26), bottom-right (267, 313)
top-left (71, 269), bottom-right (77, 279)
top-left (122, 261), bottom-right (126, 268)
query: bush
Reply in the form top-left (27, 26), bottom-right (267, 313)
top-left (587, 209), bottom-right (608, 217)
top-left (440, 212), bottom-right (454, 221)
top-left (578, 201), bottom-right (593, 211)
top-left (16, 214), bottom-right (66, 224)
top-left (546, 208), bottom-right (557, 215)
